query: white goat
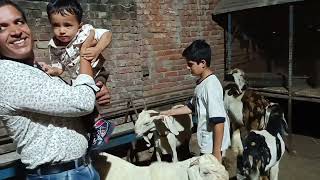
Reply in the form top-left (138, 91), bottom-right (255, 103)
top-left (223, 68), bottom-right (247, 156)
top-left (224, 68), bottom-right (247, 128)
top-left (94, 152), bottom-right (229, 180)
top-left (134, 105), bottom-right (193, 162)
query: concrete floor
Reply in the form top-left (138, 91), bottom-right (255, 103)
top-left (278, 135), bottom-right (320, 180)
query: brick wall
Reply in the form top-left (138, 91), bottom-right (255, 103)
top-left (13, 0), bottom-right (225, 113)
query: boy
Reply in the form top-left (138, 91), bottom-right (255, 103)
top-left (42, 0), bottom-right (114, 151)
top-left (160, 40), bottom-right (230, 162)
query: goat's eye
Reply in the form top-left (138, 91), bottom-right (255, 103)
top-left (144, 122), bottom-right (151, 125)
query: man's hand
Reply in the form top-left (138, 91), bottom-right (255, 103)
top-left (81, 46), bottom-right (101, 63)
top-left (81, 30), bottom-right (98, 61)
top-left (95, 81), bottom-right (111, 106)
top-left (38, 62), bottom-right (63, 76)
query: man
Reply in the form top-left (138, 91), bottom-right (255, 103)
top-left (0, 0), bottom-right (110, 179)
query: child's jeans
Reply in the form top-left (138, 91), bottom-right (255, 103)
top-left (26, 164), bottom-right (99, 180)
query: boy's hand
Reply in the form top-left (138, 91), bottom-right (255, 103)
top-left (95, 81), bottom-right (111, 106)
top-left (160, 110), bottom-right (172, 116)
top-left (213, 151), bottom-right (222, 163)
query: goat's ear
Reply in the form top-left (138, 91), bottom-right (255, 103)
top-left (143, 133), bottom-right (153, 147)
top-left (163, 116), bottom-right (184, 135)
top-left (146, 110), bottom-right (159, 114)
top-left (150, 115), bottom-right (162, 121)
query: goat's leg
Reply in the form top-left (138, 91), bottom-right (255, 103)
top-left (167, 133), bottom-right (178, 162)
top-left (269, 162), bottom-right (280, 180)
top-left (155, 146), bottom-right (162, 162)
top-left (232, 129), bottom-right (244, 156)
top-left (155, 138), bottom-right (162, 162)
top-left (153, 131), bottom-right (162, 162)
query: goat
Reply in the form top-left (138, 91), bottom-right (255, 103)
top-left (134, 105), bottom-right (193, 162)
top-left (224, 68), bottom-right (247, 129)
top-left (224, 68), bottom-right (272, 154)
top-left (223, 68), bottom-right (288, 179)
top-left (94, 152), bottom-right (229, 180)
top-left (237, 103), bottom-right (288, 180)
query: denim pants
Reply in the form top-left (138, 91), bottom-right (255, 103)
top-left (26, 164), bottom-right (100, 180)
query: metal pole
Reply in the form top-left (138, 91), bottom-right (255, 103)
top-left (288, 5), bottom-right (294, 152)
top-left (227, 13), bottom-right (232, 70)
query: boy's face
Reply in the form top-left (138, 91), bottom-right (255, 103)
top-left (50, 11), bottom-right (81, 46)
top-left (187, 60), bottom-right (206, 76)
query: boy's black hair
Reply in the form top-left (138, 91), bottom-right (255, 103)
top-left (0, 0), bottom-right (27, 22)
top-left (47, 0), bottom-right (83, 23)
top-left (182, 39), bottom-right (212, 67)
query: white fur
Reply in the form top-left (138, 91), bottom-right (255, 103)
top-left (96, 152), bottom-right (229, 180)
top-left (231, 129), bottom-right (244, 156)
top-left (134, 105), bottom-right (193, 162)
top-left (224, 90), bottom-right (245, 126)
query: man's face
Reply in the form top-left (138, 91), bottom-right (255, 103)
top-left (50, 11), bottom-right (81, 46)
top-left (0, 5), bottom-right (33, 60)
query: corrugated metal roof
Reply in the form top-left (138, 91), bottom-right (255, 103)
top-left (213, 0), bottom-right (304, 15)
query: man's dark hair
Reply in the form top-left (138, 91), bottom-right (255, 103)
top-left (182, 39), bottom-right (212, 67)
top-left (0, 0), bottom-right (27, 22)
top-left (47, 0), bottom-right (83, 23)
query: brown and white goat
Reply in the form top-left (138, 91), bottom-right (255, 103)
top-left (238, 103), bottom-right (288, 180)
top-left (224, 68), bottom-right (288, 180)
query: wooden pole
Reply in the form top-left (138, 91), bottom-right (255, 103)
top-left (288, 4), bottom-right (294, 153)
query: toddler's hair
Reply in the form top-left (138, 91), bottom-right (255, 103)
top-left (47, 0), bottom-right (83, 23)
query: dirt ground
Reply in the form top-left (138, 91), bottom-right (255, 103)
top-left (106, 133), bottom-right (320, 180)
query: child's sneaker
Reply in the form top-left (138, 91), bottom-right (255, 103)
top-left (90, 117), bottom-right (115, 151)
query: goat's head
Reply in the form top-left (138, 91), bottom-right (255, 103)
top-left (135, 110), bottom-right (160, 136)
top-left (225, 68), bottom-right (247, 93)
top-left (240, 132), bottom-right (271, 180)
top-left (264, 103), bottom-right (288, 137)
top-left (135, 110), bottom-right (161, 146)
top-left (190, 154), bottom-right (229, 180)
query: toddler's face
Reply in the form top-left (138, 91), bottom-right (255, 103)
top-left (50, 11), bottom-right (81, 46)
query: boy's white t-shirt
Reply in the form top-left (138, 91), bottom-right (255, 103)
top-left (190, 74), bottom-right (231, 154)
top-left (48, 24), bottom-right (109, 79)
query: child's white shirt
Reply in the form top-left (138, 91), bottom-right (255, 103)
top-left (48, 24), bottom-right (109, 79)
top-left (190, 74), bottom-right (231, 154)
